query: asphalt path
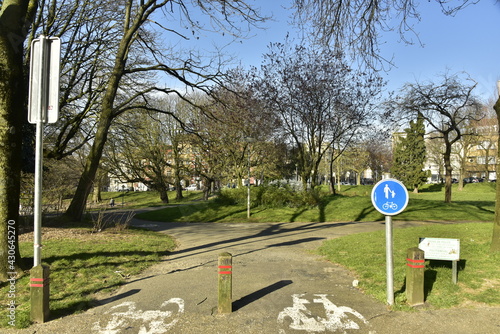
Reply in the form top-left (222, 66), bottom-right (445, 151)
top-left (7, 210), bottom-right (500, 334)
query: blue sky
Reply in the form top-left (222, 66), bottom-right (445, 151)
top-left (204, 0), bottom-right (500, 101)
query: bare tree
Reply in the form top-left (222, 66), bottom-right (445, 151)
top-left (365, 130), bottom-right (392, 183)
top-left (191, 68), bottom-right (283, 191)
top-left (61, 0), bottom-right (266, 221)
top-left (395, 72), bottom-right (480, 203)
top-left (257, 42), bottom-right (383, 190)
top-left (343, 145), bottom-right (371, 186)
top-left (293, 0), bottom-right (475, 69)
top-left (105, 96), bottom-right (195, 203)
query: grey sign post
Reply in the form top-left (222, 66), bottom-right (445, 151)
top-left (28, 35), bottom-right (61, 265)
top-left (371, 176), bottom-right (409, 305)
top-left (28, 35), bottom-right (60, 323)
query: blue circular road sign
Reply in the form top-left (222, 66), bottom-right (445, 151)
top-left (371, 178), bottom-right (409, 216)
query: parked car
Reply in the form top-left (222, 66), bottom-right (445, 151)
top-left (184, 184), bottom-right (198, 191)
top-left (463, 177), bottom-right (475, 183)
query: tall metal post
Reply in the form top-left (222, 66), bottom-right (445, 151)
top-left (247, 145), bottom-right (251, 218)
top-left (33, 35), bottom-right (49, 266)
top-left (28, 34), bottom-right (61, 323)
top-left (33, 122), bottom-right (44, 266)
top-left (382, 172), bottom-right (394, 305)
top-left (385, 215), bottom-right (394, 305)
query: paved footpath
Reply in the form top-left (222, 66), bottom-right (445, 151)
top-left (7, 216), bottom-right (500, 334)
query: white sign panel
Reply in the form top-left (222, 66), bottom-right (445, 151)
top-left (28, 36), bottom-right (61, 124)
top-left (418, 237), bottom-right (460, 261)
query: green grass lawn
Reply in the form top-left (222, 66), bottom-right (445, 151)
top-left (0, 227), bottom-right (175, 329)
top-left (136, 182), bottom-right (496, 223)
top-left (317, 222), bottom-right (500, 309)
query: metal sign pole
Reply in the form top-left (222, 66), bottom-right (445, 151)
top-left (33, 121), bottom-right (44, 266)
top-left (371, 175), bottom-right (408, 306)
top-left (28, 35), bottom-right (60, 267)
top-left (385, 215), bottom-right (394, 305)
top-left (28, 34), bottom-right (60, 323)
top-left (33, 35), bottom-right (49, 266)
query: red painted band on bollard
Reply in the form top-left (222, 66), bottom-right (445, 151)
top-left (218, 265), bottom-right (232, 274)
top-left (406, 258), bottom-right (425, 268)
top-left (30, 277), bottom-right (49, 287)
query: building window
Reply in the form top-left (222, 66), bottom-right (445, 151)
top-left (477, 156), bottom-right (496, 164)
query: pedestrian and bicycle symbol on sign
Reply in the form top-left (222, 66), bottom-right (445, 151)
top-left (371, 178), bottom-right (409, 216)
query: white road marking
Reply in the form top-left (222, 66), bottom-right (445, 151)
top-left (93, 298), bottom-right (184, 334)
top-left (278, 294), bottom-right (368, 333)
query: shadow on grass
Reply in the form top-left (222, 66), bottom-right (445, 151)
top-left (290, 207), bottom-right (308, 222)
top-left (41, 250), bottom-right (171, 271)
top-left (419, 184), bottom-right (445, 192)
top-left (399, 198), bottom-right (494, 221)
top-left (354, 206), bottom-right (378, 222)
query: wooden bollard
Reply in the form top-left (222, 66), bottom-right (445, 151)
top-left (406, 247), bottom-right (425, 306)
top-left (218, 252), bottom-right (232, 314)
top-left (30, 265), bottom-right (50, 322)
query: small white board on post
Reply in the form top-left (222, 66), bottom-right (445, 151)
top-left (28, 35), bottom-right (61, 124)
top-left (418, 237), bottom-right (460, 283)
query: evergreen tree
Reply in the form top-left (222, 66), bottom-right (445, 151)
top-left (391, 113), bottom-right (428, 193)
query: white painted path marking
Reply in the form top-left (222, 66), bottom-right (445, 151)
top-left (93, 298), bottom-right (184, 334)
top-left (278, 294), bottom-right (368, 333)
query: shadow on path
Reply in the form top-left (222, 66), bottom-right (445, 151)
top-left (232, 280), bottom-right (293, 311)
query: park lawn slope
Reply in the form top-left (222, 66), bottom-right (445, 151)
top-left (317, 222), bottom-right (500, 309)
top-left (136, 183), bottom-right (495, 223)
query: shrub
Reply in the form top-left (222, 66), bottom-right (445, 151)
top-left (215, 184), bottom-right (323, 208)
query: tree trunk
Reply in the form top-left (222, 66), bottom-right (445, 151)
top-left (92, 176), bottom-right (102, 203)
top-left (458, 166), bottom-right (464, 191)
top-left (328, 158), bottom-right (336, 195)
top-left (443, 141), bottom-right (453, 204)
top-left (159, 187), bottom-right (169, 203)
top-left (0, 0), bottom-right (37, 280)
top-left (64, 28), bottom-right (132, 221)
top-left (174, 161), bottom-right (183, 201)
top-left (64, 109), bottom-right (114, 220)
top-left (203, 177), bottom-right (212, 201)
top-left (491, 98), bottom-right (500, 252)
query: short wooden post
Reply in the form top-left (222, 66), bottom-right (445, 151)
top-left (406, 247), bottom-right (425, 306)
top-left (218, 252), bottom-right (232, 314)
top-left (30, 265), bottom-right (50, 322)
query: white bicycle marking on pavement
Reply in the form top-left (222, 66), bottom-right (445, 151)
top-left (93, 298), bottom-right (184, 334)
top-left (278, 294), bottom-right (368, 333)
